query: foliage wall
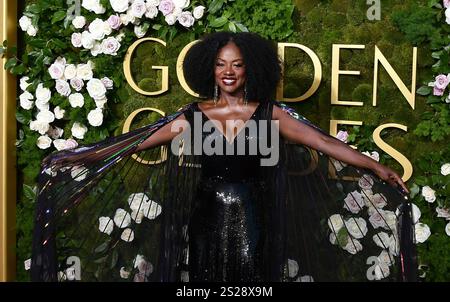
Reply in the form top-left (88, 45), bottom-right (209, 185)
top-left (2, 0), bottom-right (448, 281)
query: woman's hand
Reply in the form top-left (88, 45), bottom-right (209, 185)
top-left (372, 163), bottom-right (409, 194)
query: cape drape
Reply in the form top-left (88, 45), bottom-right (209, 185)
top-left (31, 101), bottom-right (417, 282)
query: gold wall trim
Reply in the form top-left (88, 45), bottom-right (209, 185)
top-left (0, 0), bottom-right (17, 281)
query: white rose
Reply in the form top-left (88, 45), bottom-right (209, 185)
top-left (19, 91), bottom-right (34, 110)
top-left (90, 41), bottom-right (103, 57)
top-left (71, 122), bottom-right (88, 139)
top-left (366, 193), bottom-right (387, 209)
top-left (48, 62), bottom-right (65, 80)
top-left (421, 186), bottom-right (436, 203)
top-left (35, 84), bottom-right (51, 102)
top-left (82, 0), bottom-right (106, 14)
top-left (131, 0), bottom-right (147, 18)
top-left (445, 222), bottom-right (450, 237)
top-left (87, 108), bottom-right (104, 127)
top-left (134, 24), bottom-right (149, 38)
top-left (98, 216), bottom-right (113, 235)
top-left (120, 11), bottom-right (136, 26)
top-left (344, 217), bottom-right (368, 239)
top-left (165, 13), bottom-right (177, 25)
top-left (415, 222), bottom-right (431, 243)
top-left (147, 0), bottom-right (161, 6)
top-left (70, 77), bottom-right (85, 91)
top-left (20, 76), bottom-right (31, 91)
top-left (71, 165), bottom-right (88, 181)
top-left (342, 238), bottom-right (363, 255)
top-left (36, 135), bottom-right (52, 149)
top-left (72, 16), bottom-right (86, 29)
top-left (369, 209), bottom-right (388, 230)
top-left (436, 207), bottom-right (450, 220)
top-left (143, 201), bottom-right (162, 219)
top-left (343, 190), bottom-right (365, 214)
top-left (101, 77), bottom-right (114, 89)
top-left (120, 267), bottom-right (130, 279)
top-left (287, 259), bottom-right (299, 278)
top-left (53, 138), bottom-right (78, 151)
top-left (24, 258), bottom-right (32, 271)
top-left (378, 250), bottom-right (395, 266)
top-left (35, 100), bottom-right (49, 112)
top-left (173, 0), bottom-right (189, 9)
top-left (331, 158), bottom-right (347, 172)
top-left (441, 163), bottom-right (450, 176)
top-left (373, 232), bottom-right (393, 249)
top-left (95, 96), bottom-right (108, 109)
top-left (145, 5), bottom-right (159, 19)
top-left (329, 233), bottom-right (337, 245)
top-left (71, 33), bottom-right (83, 48)
top-left (373, 262), bottom-right (390, 280)
top-left (47, 126), bottom-right (64, 139)
top-left (26, 25), bottom-right (38, 36)
top-left (54, 106), bottom-right (65, 119)
top-left (37, 110), bottom-right (55, 124)
top-left (69, 93), bottom-right (85, 108)
top-left (131, 209), bottom-right (145, 224)
top-left (107, 14), bottom-right (122, 30)
top-left (134, 254), bottom-right (145, 269)
top-left (19, 15), bottom-right (32, 31)
top-left (64, 64), bottom-right (77, 80)
top-left (88, 18), bottom-right (107, 40)
top-left (410, 203), bottom-right (421, 224)
top-left (55, 56), bottom-right (66, 66)
top-left (296, 275), bottom-right (314, 282)
top-left (193, 5), bottom-right (205, 19)
top-left (30, 120), bottom-right (50, 135)
top-left (327, 214), bottom-right (344, 232)
top-left (81, 31), bottom-right (95, 49)
top-left (86, 78), bottom-right (107, 99)
top-left (76, 64), bottom-right (94, 81)
top-left (128, 193), bottom-right (150, 211)
top-left (177, 11), bottom-right (194, 28)
top-left (110, 0), bottom-right (130, 13)
top-left (358, 174), bottom-right (374, 190)
top-left (114, 208), bottom-right (131, 228)
top-left (101, 37), bottom-right (121, 55)
top-left (103, 21), bottom-right (113, 36)
top-left (55, 80), bottom-right (71, 97)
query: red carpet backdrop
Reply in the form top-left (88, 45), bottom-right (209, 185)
top-left (0, 0), bottom-right (448, 281)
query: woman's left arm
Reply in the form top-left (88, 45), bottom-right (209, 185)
top-left (274, 106), bottom-right (409, 193)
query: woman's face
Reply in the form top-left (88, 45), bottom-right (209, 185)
top-left (214, 42), bottom-right (246, 97)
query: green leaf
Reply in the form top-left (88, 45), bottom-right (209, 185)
top-left (152, 24), bottom-right (162, 31)
top-left (235, 22), bottom-right (249, 32)
top-left (51, 11), bottom-right (67, 24)
top-left (26, 4), bottom-right (41, 14)
top-left (110, 250), bottom-right (119, 269)
top-left (409, 183), bottom-right (420, 198)
top-left (208, 0), bottom-right (225, 14)
top-left (228, 22), bottom-right (237, 32)
top-left (4, 57), bottom-right (17, 70)
top-left (23, 184), bottom-right (36, 201)
top-left (417, 86), bottom-right (432, 96)
top-left (427, 96), bottom-right (444, 104)
top-left (94, 241), bottom-right (109, 254)
top-left (209, 16), bottom-right (228, 28)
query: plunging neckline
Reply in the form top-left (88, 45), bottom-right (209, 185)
top-left (196, 102), bottom-right (262, 144)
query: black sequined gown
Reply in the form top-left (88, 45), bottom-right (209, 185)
top-left (185, 102), bottom-right (272, 282)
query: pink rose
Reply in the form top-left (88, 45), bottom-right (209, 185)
top-left (444, 0), bottom-right (450, 8)
top-left (336, 130), bottom-right (349, 143)
top-left (433, 86), bottom-right (445, 96)
top-left (70, 77), bottom-right (84, 92)
top-left (434, 74), bottom-right (450, 90)
top-left (107, 15), bottom-right (122, 30)
top-left (159, 0), bottom-right (175, 16)
top-left (71, 33), bottom-right (82, 48)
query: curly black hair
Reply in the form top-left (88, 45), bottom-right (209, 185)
top-left (182, 31), bottom-right (282, 103)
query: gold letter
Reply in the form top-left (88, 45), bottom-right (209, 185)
top-left (276, 43), bottom-right (322, 102)
top-left (373, 46), bottom-right (417, 109)
top-left (122, 107), bottom-right (167, 165)
top-left (123, 38), bottom-right (169, 96)
top-left (373, 123), bottom-right (413, 182)
top-left (331, 44), bottom-right (365, 106)
top-left (177, 40), bottom-right (200, 97)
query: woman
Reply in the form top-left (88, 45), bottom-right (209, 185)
top-left (31, 32), bottom-right (416, 282)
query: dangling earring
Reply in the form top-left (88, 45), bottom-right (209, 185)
top-left (244, 84), bottom-right (248, 106)
top-left (213, 83), bottom-right (219, 106)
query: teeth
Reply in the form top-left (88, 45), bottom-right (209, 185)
top-left (223, 79), bottom-right (236, 84)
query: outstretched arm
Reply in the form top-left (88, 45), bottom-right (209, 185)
top-left (135, 114), bottom-right (188, 152)
top-left (273, 106), bottom-right (409, 193)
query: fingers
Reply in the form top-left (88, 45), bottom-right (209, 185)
top-left (392, 173), bottom-right (409, 194)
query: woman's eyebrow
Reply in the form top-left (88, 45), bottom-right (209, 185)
top-left (216, 58), bottom-right (244, 62)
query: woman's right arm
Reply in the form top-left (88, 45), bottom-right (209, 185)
top-left (135, 114), bottom-right (188, 152)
